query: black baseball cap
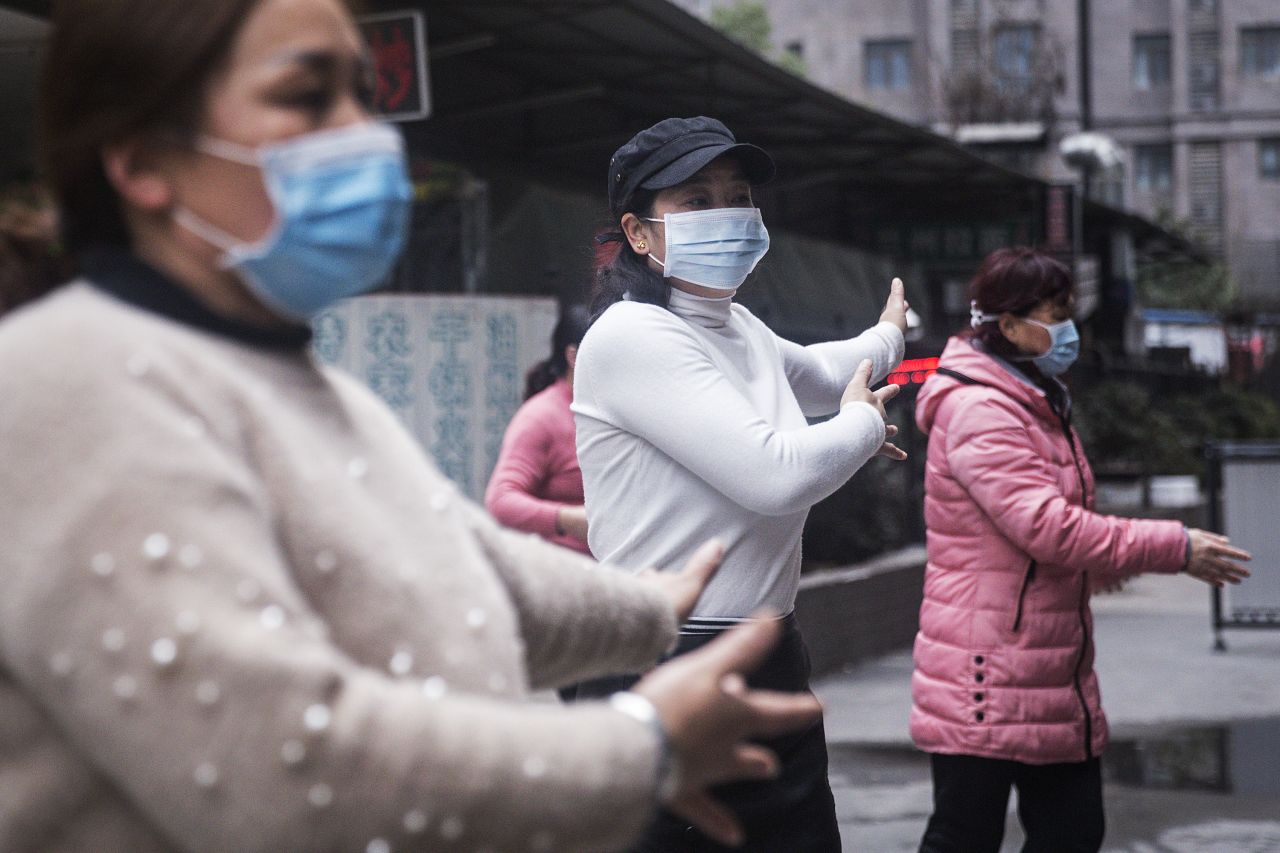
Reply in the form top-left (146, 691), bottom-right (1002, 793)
top-left (607, 116), bottom-right (775, 217)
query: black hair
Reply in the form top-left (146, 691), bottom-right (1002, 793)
top-left (524, 303), bottom-right (591, 400)
top-left (589, 188), bottom-right (669, 324)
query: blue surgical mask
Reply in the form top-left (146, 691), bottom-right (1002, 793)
top-left (1025, 318), bottom-right (1080, 377)
top-left (645, 207), bottom-right (770, 291)
top-left (174, 122), bottom-right (413, 321)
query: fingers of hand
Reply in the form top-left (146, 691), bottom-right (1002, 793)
top-left (1211, 542), bottom-right (1253, 562)
top-left (685, 539), bottom-right (727, 580)
top-left (670, 791), bottom-right (743, 848)
top-left (878, 441), bottom-right (908, 461)
top-left (890, 277), bottom-right (904, 303)
top-left (852, 358), bottom-right (873, 389)
top-left (1209, 557), bottom-right (1251, 581)
top-left (885, 424), bottom-right (899, 438)
top-left (739, 688), bottom-right (824, 737)
top-left (698, 614), bottom-right (782, 677)
top-left (730, 743), bottom-right (780, 781)
top-left (875, 382), bottom-right (901, 405)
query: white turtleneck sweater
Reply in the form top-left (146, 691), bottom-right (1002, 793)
top-left (573, 289), bottom-right (905, 627)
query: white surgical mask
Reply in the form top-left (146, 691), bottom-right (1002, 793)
top-left (174, 122), bottom-right (412, 321)
top-left (644, 207), bottom-right (770, 291)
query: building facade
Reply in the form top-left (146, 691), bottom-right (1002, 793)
top-left (676, 0), bottom-right (1280, 308)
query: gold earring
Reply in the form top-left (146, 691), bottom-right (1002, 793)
top-left (637, 241), bottom-right (647, 251)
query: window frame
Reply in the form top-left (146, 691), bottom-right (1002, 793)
top-left (1133, 33), bottom-right (1172, 91)
top-left (1134, 143), bottom-right (1174, 193)
top-left (1240, 26), bottom-right (1280, 80)
top-left (993, 23), bottom-right (1040, 92)
top-left (1261, 139), bottom-right (1280, 181)
top-left (864, 38), bottom-right (913, 92)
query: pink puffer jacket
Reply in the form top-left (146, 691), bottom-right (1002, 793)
top-left (910, 337), bottom-right (1187, 764)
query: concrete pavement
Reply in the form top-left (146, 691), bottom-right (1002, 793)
top-left (814, 572), bottom-right (1280, 852)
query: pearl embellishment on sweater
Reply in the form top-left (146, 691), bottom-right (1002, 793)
top-left (91, 552), bottom-right (116, 579)
top-left (193, 762), bottom-right (219, 788)
top-left (175, 610), bottom-right (201, 635)
top-left (150, 637), bottom-right (178, 668)
top-left (403, 809), bottom-right (429, 833)
top-left (113, 674), bottom-right (138, 701)
top-left (195, 680), bottom-right (221, 707)
top-left (303, 703), bottom-right (332, 733)
top-left (49, 652), bottom-right (74, 678)
top-left (143, 533), bottom-right (171, 562)
top-left (102, 628), bottom-right (126, 653)
top-left (259, 605), bottom-right (285, 630)
top-left (389, 649), bottom-right (414, 676)
top-left (421, 676), bottom-right (447, 699)
top-left (307, 783), bottom-right (334, 808)
top-left (280, 739), bottom-right (307, 767)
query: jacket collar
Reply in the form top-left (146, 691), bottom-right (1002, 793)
top-left (80, 245), bottom-right (313, 350)
top-left (918, 336), bottom-right (1070, 433)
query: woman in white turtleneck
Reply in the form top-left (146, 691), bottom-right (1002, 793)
top-left (570, 117), bottom-right (910, 852)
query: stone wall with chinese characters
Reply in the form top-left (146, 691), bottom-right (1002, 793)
top-left (312, 295), bottom-right (560, 500)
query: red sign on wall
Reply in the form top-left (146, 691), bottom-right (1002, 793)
top-left (358, 11), bottom-right (431, 121)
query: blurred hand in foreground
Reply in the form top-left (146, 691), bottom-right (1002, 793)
top-left (634, 615), bottom-right (823, 847)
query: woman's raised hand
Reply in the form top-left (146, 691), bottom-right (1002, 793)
top-left (633, 615), bottom-right (824, 847)
top-left (841, 359), bottom-right (907, 460)
top-left (879, 277), bottom-right (910, 334)
top-left (1184, 529), bottom-right (1252, 587)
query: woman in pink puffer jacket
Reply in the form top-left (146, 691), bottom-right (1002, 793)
top-left (911, 248), bottom-right (1250, 853)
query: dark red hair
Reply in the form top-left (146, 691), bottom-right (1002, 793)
top-left (968, 247), bottom-right (1074, 358)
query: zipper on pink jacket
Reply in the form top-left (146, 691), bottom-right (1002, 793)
top-left (1060, 411), bottom-right (1095, 761)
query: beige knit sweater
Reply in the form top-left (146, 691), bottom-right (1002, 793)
top-left (0, 283), bottom-right (679, 853)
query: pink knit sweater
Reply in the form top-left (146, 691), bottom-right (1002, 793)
top-left (486, 379), bottom-right (591, 554)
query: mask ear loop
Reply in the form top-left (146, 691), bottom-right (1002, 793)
top-left (641, 216), bottom-right (669, 275)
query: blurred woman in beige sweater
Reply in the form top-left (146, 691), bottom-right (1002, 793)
top-left (0, 1), bottom-right (821, 851)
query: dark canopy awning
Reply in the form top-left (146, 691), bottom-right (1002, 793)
top-left (2, 0), bottom-right (1200, 259)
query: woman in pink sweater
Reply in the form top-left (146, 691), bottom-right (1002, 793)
top-left (486, 305), bottom-right (592, 554)
top-left (912, 248), bottom-right (1251, 853)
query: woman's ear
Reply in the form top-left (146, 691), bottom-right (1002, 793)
top-left (997, 313), bottom-right (1020, 343)
top-left (619, 213), bottom-right (650, 255)
top-left (101, 137), bottom-right (174, 213)
top-left (564, 344), bottom-right (578, 370)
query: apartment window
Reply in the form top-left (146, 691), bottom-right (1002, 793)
top-left (1135, 144), bottom-right (1173, 192)
top-left (865, 40), bottom-right (912, 91)
top-left (994, 24), bottom-right (1038, 91)
top-left (1133, 34), bottom-right (1171, 89)
top-left (1242, 27), bottom-right (1280, 79)
top-left (1262, 139), bottom-right (1280, 180)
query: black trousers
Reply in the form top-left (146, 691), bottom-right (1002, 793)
top-left (571, 614), bottom-right (841, 853)
top-left (919, 752), bottom-right (1105, 853)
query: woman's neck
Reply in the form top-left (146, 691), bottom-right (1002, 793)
top-left (130, 218), bottom-right (288, 329)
